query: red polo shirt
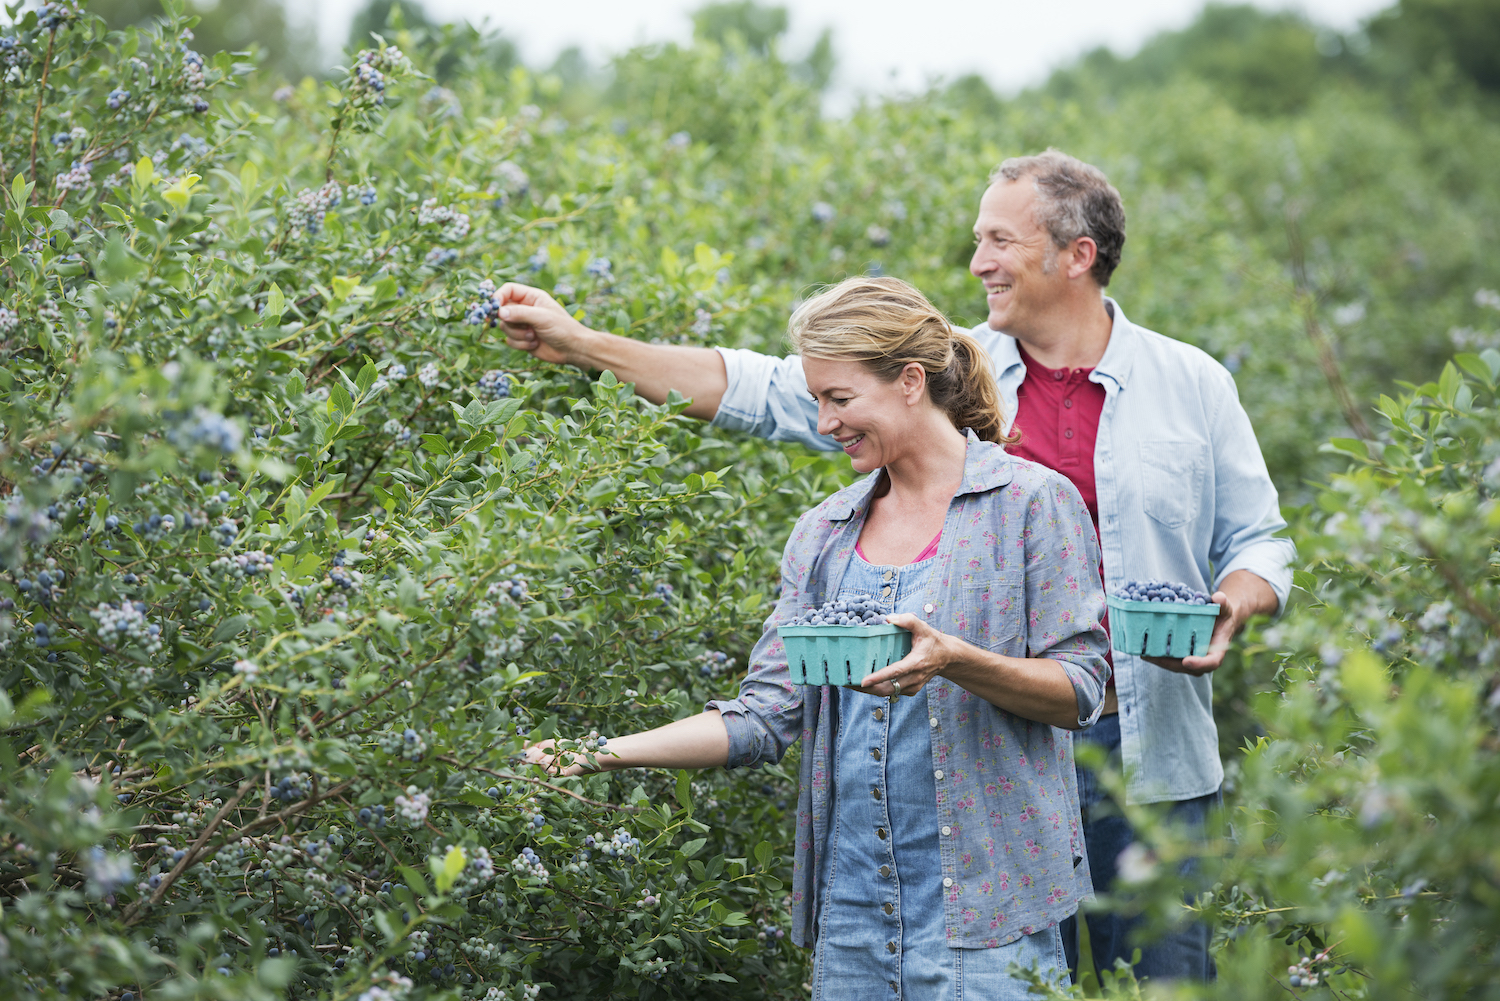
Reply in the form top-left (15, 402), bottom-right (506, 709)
top-left (1008, 345), bottom-right (1106, 529)
top-left (1008, 345), bottom-right (1114, 686)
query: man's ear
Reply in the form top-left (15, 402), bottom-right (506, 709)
top-left (1066, 237), bottom-right (1099, 281)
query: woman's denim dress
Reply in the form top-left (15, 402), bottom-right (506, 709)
top-left (813, 550), bottom-right (1067, 1001)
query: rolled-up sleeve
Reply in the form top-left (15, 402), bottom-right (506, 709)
top-left (712, 347), bottom-right (838, 451)
top-left (1205, 372), bottom-right (1297, 614)
top-left (1023, 476), bottom-right (1112, 728)
top-left (706, 536), bottom-right (812, 768)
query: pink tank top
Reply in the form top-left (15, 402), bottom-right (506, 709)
top-left (855, 531), bottom-right (941, 566)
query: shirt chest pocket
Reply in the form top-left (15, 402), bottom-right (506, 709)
top-left (959, 570), bottom-right (1025, 655)
top-left (1138, 440), bottom-right (1207, 528)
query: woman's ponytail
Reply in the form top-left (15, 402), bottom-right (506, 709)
top-left (926, 331), bottom-right (1018, 446)
top-left (788, 275), bottom-right (1018, 446)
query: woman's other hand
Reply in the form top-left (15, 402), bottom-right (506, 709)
top-left (522, 739), bottom-right (594, 777)
top-left (853, 612), bottom-right (957, 697)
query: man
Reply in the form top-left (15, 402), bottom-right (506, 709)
top-left (495, 150), bottom-right (1294, 982)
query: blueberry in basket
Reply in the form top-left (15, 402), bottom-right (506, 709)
top-left (778, 598), bottom-right (909, 685)
top-left (1107, 578), bottom-right (1220, 658)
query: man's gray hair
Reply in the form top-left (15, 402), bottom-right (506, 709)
top-left (990, 150), bottom-right (1126, 287)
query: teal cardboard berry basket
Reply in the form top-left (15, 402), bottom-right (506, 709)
top-left (1107, 595), bottom-right (1221, 659)
top-left (777, 624), bottom-right (912, 686)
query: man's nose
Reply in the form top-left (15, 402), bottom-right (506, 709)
top-left (969, 245), bottom-right (991, 278)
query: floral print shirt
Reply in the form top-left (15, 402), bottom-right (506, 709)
top-left (708, 431), bottom-right (1111, 949)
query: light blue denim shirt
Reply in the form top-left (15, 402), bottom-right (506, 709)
top-left (711, 298), bottom-right (1295, 804)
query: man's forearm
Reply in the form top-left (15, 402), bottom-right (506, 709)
top-left (574, 329), bottom-right (728, 421)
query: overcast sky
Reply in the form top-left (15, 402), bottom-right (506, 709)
top-left (313, 0), bottom-right (1394, 99)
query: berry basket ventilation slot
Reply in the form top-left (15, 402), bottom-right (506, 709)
top-left (777, 624), bottom-right (912, 685)
top-left (1106, 579), bottom-right (1221, 659)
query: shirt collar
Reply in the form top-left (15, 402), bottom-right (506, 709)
top-left (1091, 297), bottom-right (1135, 391)
top-left (975, 295), bottom-right (1136, 391)
top-left (824, 430), bottom-right (1014, 521)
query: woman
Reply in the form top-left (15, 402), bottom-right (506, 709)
top-left (527, 276), bottom-right (1110, 999)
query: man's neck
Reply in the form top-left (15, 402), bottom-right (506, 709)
top-left (1010, 294), bottom-right (1114, 370)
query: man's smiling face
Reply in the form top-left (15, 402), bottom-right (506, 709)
top-left (969, 179), bottom-right (1067, 336)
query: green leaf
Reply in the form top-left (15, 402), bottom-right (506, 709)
top-left (10, 172), bottom-right (33, 210)
top-left (356, 360), bottom-right (378, 397)
top-left (754, 841), bottom-right (772, 868)
top-left (678, 838), bottom-right (706, 858)
top-left (331, 274), bottom-right (362, 302)
top-left (420, 433), bottom-right (451, 456)
top-left (133, 155), bottom-right (155, 190)
top-left (211, 615), bottom-right (252, 642)
top-left (263, 283), bottom-right (286, 323)
top-left (1437, 361), bottom-right (1461, 404)
top-left (675, 769), bottom-right (691, 811)
top-left (430, 845), bottom-right (466, 893)
top-left (1325, 438), bottom-right (1371, 462)
top-left (329, 382), bottom-right (354, 416)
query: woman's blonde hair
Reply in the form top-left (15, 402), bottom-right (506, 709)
top-left (788, 275), bottom-right (1018, 446)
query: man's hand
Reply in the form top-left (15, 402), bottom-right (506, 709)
top-left (1144, 570), bottom-right (1278, 676)
top-left (497, 282), bottom-right (596, 367)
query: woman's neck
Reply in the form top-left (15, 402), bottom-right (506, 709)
top-left (879, 417), bottom-right (968, 504)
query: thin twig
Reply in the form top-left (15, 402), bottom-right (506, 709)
top-left (435, 755), bottom-right (642, 814)
top-left (28, 27), bottom-right (57, 194)
top-left (1285, 205), bottom-right (1372, 440)
top-left (124, 776), bottom-right (256, 924)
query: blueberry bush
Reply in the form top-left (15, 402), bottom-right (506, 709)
top-left (2, 2), bottom-right (1499, 999)
top-left (0, 5), bottom-right (833, 999)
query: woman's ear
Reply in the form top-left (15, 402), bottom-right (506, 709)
top-left (901, 363), bottom-right (927, 405)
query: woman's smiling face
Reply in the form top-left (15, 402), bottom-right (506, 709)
top-left (801, 356), bottom-right (924, 473)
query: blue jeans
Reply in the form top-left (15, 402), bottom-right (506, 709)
top-left (1061, 714), bottom-right (1218, 983)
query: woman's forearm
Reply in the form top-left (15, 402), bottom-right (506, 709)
top-left (585, 710), bottom-right (731, 773)
top-left (939, 641), bottom-right (1089, 730)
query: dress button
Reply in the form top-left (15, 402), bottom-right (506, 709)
top-left (934, 770), bottom-right (944, 781)
top-left (1052, 370), bottom-right (1065, 381)
top-left (1064, 398), bottom-right (1073, 409)
top-left (882, 585), bottom-right (892, 597)
top-left (943, 877), bottom-right (954, 888)
top-left (873, 707), bottom-right (884, 721)
top-left (880, 865), bottom-right (892, 878)
top-left (883, 902), bottom-right (894, 915)
top-left (1064, 428), bottom-right (1074, 439)
top-left (929, 717), bottom-right (938, 728)
top-left (876, 828), bottom-right (888, 840)
top-left (883, 569), bottom-right (894, 582)
top-left (941, 826), bottom-right (952, 836)
top-left (923, 603), bottom-right (934, 614)
top-left (871, 748), bottom-right (882, 761)
top-left (887, 941), bottom-right (897, 954)
top-left (872, 787), bottom-right (882, 801)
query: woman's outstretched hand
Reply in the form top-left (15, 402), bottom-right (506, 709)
top-left (521, 739), bottom-right (597, 778)
top-left (853, 612), bottom-right (957, 698)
